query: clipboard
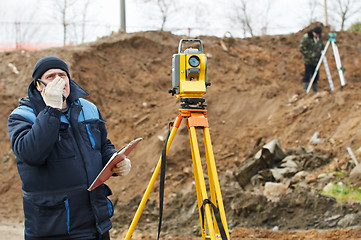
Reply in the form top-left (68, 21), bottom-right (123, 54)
top-left (88, 138), bottom-right (142, 191)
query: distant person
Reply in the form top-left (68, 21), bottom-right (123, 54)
top-left (299, 26), bottom-right (324, 92)
top-left (8, 56), bottom-right (131, 240)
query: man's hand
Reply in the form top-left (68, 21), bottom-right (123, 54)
top-left (41, 76), bottom-right (65, 109)
top-left (112, 158), bottom-right (131, 176)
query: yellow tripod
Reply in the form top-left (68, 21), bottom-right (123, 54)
top-left (124, 101), bottom-right (230, 240)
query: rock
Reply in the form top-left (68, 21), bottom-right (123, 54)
top-left (323, 182), bottom-right (334, 192)
top-left (324, 214), bottom-right (342, 227)
top-left (8, 63), bottom-right (19, 75)
top-left (263, 182), bottom-right (288, 202)
top-left (272, 226), bottom-right (279, 231)
top-left (288, 94), bottom-right (299, 103)
top-left (270, 168), bottom-right (285, 181)
top-left (305, 175), bottom-right (317, 183)
top-left (270, 156), bottom-right (300, 181)
top-left (234, 139), bottom-right (286, 188)
top-left (310, 131), bottom-right (322, 144)
top-left (280, 156), bottom-right (299, 169)
top-left (337, 213), bottom-right (361, 228)
top-left (291, 171), bottom-right (307, 184)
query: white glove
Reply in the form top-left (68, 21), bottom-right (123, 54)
top-left (112, 157), bottom-right (131, 176)
top-left (41, 76), bottom-right (65, 109)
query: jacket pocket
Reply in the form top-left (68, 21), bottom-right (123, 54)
top-left (90, 184), bottom-right (113, 224)
top-left (50, 128), bottom-right (76, 162)
top-left (80, 119), bottom-right (105, 150)
top-left (23, 193), bottom-right (70, 237)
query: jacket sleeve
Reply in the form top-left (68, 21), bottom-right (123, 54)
top-left (98, 110), bottom-right (117, 166)
top-left (8, 106), bottom-right (62, 166)
top-left (299, 36), bottom-right (312, 58)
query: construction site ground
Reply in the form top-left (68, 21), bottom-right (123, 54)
top-left (2, 23), bottom-right (361, 239)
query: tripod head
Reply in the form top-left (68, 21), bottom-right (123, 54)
top-left (169, 39), bottom-right (211, 105)
top-left (328, 32), bottom-right (337, 42)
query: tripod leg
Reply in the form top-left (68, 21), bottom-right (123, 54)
top-left (331, 41), bottom-right (346, 86)
top-left (188, 128), bottom-right (207, 239)
top-left (307, 40), bottom-right (330, 93)
top-left (124, 114), bottom-right (183, 240)
top-left (188, 126), bottom-right (217, 240)
top-left (203, 127), bottom-right (230, 239)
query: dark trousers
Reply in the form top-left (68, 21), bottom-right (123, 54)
top-left (302, 64), bottom-right (319, 92)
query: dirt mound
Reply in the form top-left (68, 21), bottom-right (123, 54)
top-left (2, 23), bottom-right (361, 239)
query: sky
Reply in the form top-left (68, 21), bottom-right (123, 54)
top-left (92, 0), bottom-right (318, 36)
top-left (91, 0), bottom-right (359, 36)
top-left (0, 0), bottom-right (359, 46)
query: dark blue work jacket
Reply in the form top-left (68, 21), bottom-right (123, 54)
top-left (8, 80), bottom-right (117, 239)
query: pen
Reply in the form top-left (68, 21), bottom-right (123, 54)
top-left (37, 78), bottom-right (66, 101)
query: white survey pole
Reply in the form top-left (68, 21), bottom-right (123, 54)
top-left (323, 56), bottom-right (334, 91)
top-left (347, 147), bottom-right (359, 166)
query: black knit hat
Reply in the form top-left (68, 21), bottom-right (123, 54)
top-left (32, 56), bottom-right (70, 81)
top-left (313, 26), bottom-right (322, 34)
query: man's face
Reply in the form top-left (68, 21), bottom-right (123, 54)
top-left (36, 69), bottom-right (71, 98)
top-left (313, 32), bottom-right (320, 38)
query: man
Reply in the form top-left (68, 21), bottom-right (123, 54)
top-left (299, 26), bottom-right (325, 92)
top-left (8, 56), bottom-right (130, 240)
